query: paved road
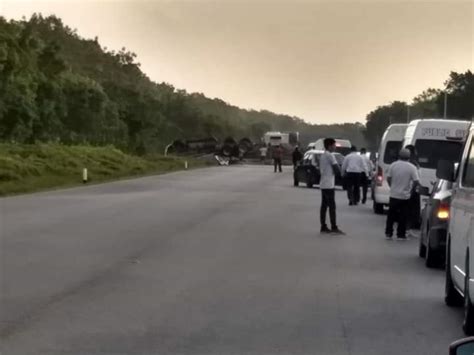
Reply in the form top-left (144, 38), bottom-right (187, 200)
top-left (0, 165), bottom-right (465, 354)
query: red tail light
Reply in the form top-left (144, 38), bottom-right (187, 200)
top-left (376, 166), bottom-right (383, 186)
top-left (437, 202), bottom-right (450, 220)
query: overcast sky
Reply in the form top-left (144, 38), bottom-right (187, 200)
top-left (2, 0), bottom-right (473, 124)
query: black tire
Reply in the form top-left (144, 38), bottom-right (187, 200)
top-left (445, 239), bottom-right (464, 307)
top-left (425, 230), bottom-right (442, 268)
top-left (419, 234), bottom-right (426, 258)
top-left (293, 174), bottom-right (299, 187)
top-left (464, 253), bottom-right (474, 335)
top-left (373, 201), bottom-right (384, 215)
top-left (306, 180), bottom-right (313, 188)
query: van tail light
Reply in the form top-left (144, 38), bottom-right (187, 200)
top-left (437, 202), bottom-right (450, 220)
top-left (376, 166), bottom-right (383, 186)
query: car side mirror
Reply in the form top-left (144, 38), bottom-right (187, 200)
top-left (450, 337), bottom-right (474, 354)
top-left (418, 186), bottom-right (430, 196)
top-left (437, 160), bottom-right (455, 182)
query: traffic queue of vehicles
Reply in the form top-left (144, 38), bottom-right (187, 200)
top-left (296, 119), bottom-right (474, 337)
top-left (374, 119), bottom-right (474, 336)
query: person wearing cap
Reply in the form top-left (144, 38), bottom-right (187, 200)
top-left (385, 148), bottom-right (420, 240)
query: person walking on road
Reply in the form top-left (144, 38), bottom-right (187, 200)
top-left (272, 145), bottom-right (283, 173)
top-left (359, 148), bottom-right (373, 204)
top-left (320, 138), bottom-right (344, 234)
top-left (385, 149), bottom-right (420, 241)
top-left (259, 145), bottom-right (268, 163)
top-left (405, 144), bottom-right (421, 230)
top-left (292, 146), bottom-right (303, 169)
top-left (341, 146), bottom-right (365, 205)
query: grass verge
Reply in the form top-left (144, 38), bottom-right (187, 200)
top-left (0, 144), bottom-right (209, 196)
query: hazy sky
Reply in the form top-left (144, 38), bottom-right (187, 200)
top-left (2, 0), bottom-right (473, 124)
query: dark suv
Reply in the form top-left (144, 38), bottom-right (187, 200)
top-left (293, 150), bottom-right (344, 188)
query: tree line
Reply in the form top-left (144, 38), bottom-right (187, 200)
top-left (364, 71), bottom-right (474, 150)
top-left (0, 14), bottom-right (367, 154)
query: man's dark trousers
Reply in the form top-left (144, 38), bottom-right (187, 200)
top-left (346, 172), bottom-right (361, 204)
top-left (385, 197), bottom-right (409, 237)
top-left (274, 158), bottom-right (282, 172)
top-left (320, 189), bottom-right (337, 229)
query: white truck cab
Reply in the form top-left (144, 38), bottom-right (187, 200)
top-left (440, 123), bottom-right (474, 335)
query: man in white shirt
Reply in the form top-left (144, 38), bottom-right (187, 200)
top-left (385, 148), bottom-right (420, 240)
top-left (341, 146), bottom-right (366, 206)
top-left (360, 148), bottom-right (374, 204)
top-left (319, 138), bottom-right (344, 234)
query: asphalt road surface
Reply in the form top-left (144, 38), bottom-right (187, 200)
top-left (0, 165), bottom-right (465, 355)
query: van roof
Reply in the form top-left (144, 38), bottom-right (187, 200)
top-left (408, 118), bottom-right (471, 125)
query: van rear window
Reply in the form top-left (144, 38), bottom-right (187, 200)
top-left (384, 141), bottom-right (402, 164)
top-left (415, 140), bottom-right (464, 169)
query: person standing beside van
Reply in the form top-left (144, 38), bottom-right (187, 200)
top-left (404, 144), bottom-right (421, 230)
top-left (319, 138), bottom-right (344, 234)
top-left (385, 149), bottom-right (420, 240)
top-left (341, 146), bottom-right (365, 205)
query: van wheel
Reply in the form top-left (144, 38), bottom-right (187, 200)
top-left (294, 177), bottom-right (299, 186)
top-left (445, 240), bottom-right (463, 307)
top-left (373, 201), bottom-right (384, 214)
top-left (464, 253), bottom-right (474, 335)
top-left (425, 232), bottom-right (441, 268)
top-left (418, 234), bottom-right (426, 258)
top-left (306, 180), bottom-right (313, 188)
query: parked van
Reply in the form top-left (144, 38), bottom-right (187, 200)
top-left (372, 124), bottom-right (408, 214)
top-left (307, 139), bottom-right (352, 156)
top-left (403, 119), bottom-right (470, 192)
top-left (438, 122), bottom-right (474, 335)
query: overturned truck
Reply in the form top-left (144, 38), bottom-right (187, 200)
top-left (167, 136), bottom-right (257, 162)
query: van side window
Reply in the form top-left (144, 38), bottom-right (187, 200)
top-left (462, 139), bottom-right (474, 188)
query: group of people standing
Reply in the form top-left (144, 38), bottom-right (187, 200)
top-left (317, 138), bottom-right (421, 240)
top-left (340, 146), bottom-right (373, 206)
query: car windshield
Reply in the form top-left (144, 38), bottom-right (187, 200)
top-left (415, 140), bottom-right (464, 169)
top-left (384, 141), bottom-right (403, 164)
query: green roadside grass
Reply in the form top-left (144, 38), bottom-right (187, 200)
top-left (0, 144), bottom-right (210, 196)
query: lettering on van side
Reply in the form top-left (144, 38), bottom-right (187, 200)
top-left (421, 128), bottom-right (467, 138)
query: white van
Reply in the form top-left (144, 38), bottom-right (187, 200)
top-left (372, 124), bottom-right (408, 214)
top-left (307, 139), bottom-right (352, 156)
top-left (402, 119), bottom-right (470, 193)
top-left (438, 123), bottom-right (474, 335)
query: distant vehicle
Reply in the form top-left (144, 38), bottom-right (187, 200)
top-left (263, 131), bottom-right (299, 147)
top-left (307, 139), bottom-right (352, 156)
top-left (437, 123), bottom-right (474, 335)
top-left (372, 124), bottom-right (408, 214)
top-left (402, 119), bottom-right (470, 206)
top-left (293, 149), bottom-right (344, 188)
top-left (418, 178), bottom-right (452, 268)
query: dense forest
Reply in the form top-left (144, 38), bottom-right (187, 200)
top-left (0, 14), bottom-right (367, 154)
top-left (1, 15), bottom-right (472, 155)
